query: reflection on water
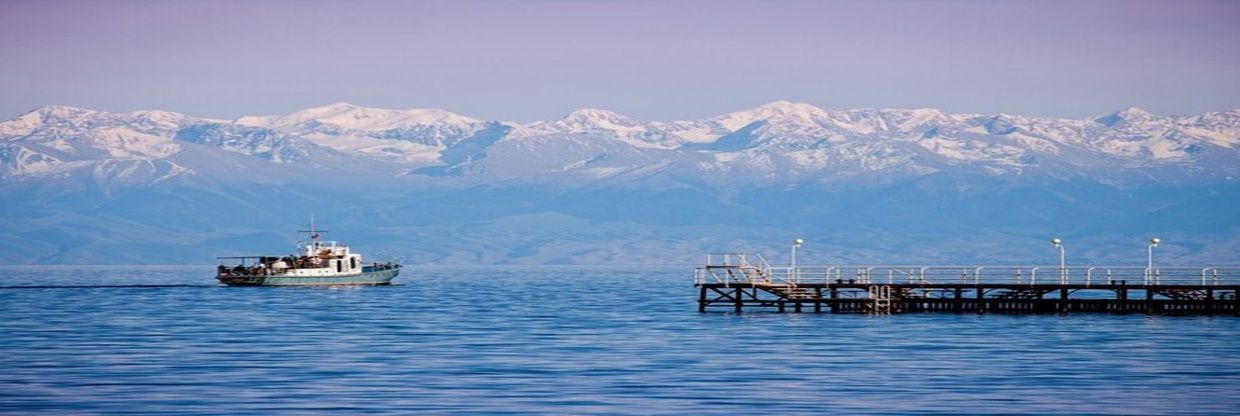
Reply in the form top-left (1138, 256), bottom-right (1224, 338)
top-left (1, 265), bottom-right (1238, 414)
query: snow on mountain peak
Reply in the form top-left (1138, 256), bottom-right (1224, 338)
top-left (2, 107), bottom-right (76, 137)
top-left (1117, 107), bottom-right (1153, 117)
top-left (288, 102), bottom-right (362, 120)
top-left (16, 105), bottom-right (95, 124)
top-left (756, 100), bottom-right (825, 114)
top-left (223, 103), bottom-right (492, 162)
top-left (127, 110), bottom-right (195, 128)
top-left (885, 108), bottom-right (953, 131)
top-left (1095, 107), bottom-right (1156, 126)
top-left (558, 108), bottom-right (640, 129)
top-left (712, 101), bottom-right (830, 131)
top-left (517, 108), bottom-right (642, 138)
top-left (252, 102), bottom-right (483, 131)
top-left (317, 101), bottom-right (359, 111)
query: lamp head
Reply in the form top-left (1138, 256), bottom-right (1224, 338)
top-left (1150, 237), bottom-right (1160, 246)
top-left (1050, 238), bottom-right (1061, 246)
top-left (793, 238), bottom-right (804, 246)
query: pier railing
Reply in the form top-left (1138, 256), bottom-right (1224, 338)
top-left (695, 254), bottom-right (1240, 287)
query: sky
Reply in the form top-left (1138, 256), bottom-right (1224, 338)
top-left (1, 0), bottom-right (1238, 122)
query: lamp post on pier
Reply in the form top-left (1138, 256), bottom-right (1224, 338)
top-left (791, 238), bottom-right (804, 283)
top-left (1147, 237), bottom-right (1160, 285)
top-left (1051, 238), bottom-right (1065, 283)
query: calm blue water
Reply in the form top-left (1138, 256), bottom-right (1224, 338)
top-left (1, 265), bottom-right (1237, 414)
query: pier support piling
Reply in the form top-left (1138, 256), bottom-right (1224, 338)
top-left (1118, 287), bottom-right (1128, 314)
top-left (734, 288), bottom-right (742, 313)
top-left (976, 288), bottom-right (985, 314)
top-left (830, 287), bottom-right (839, 314)
top-left (1060, 287), bottom-right (1069, 314)
top-left (1147, 289), bottom-right (1155, 314)
top-left (1234, 290), bottom-right (1239, 316)
top-left (954, 288), bottom-right (963, 314)
top-left (698, 287), bottom-right (707, 313)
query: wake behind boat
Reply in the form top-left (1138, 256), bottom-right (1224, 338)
top-left (216, 221), bottom-right (400, 286)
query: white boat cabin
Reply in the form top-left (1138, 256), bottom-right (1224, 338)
top-left (279, 240), bottom-right (363, 276)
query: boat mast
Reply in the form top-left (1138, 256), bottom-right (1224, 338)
top-left (298, 215), bottom-right (329, 251)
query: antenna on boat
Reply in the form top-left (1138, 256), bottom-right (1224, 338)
top-left (298, 215), bottom-right (329, 248)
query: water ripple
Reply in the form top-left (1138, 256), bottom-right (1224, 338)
top-left (1, 265), bottom-right (1237, 414)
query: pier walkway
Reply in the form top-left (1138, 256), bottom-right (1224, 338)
top-left (695, 253), bottom-right (1240, 315)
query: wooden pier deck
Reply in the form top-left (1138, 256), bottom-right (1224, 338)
top-left (695, 254), bottom-right (1240, 315)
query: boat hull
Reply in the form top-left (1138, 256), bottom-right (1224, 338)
top-left (217, 265), bottom-right (401, 286)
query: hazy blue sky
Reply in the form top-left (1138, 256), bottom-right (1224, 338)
top-left (1, 0), bottom-right (1237, 121)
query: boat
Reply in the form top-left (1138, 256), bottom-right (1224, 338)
top-left (215, 221), bottom-right (400, 286)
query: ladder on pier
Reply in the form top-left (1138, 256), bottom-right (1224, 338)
top-left (709, 253), bottom-right (773, 284)
top-left (728, 265), bottom-right (769, 283)
top-left (868, 285), bottom-right (893, 314)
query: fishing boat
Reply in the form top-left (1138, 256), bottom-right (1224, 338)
top-left (215, 221), bottom-right (400, 286)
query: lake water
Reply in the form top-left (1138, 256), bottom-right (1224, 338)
top-left (1, 265), bottom-right (1237, 414)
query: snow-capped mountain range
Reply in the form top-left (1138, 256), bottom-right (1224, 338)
top-left (3, 101), bottom-right (1238, 265)
top-left (3, 101), bottom-right (1238, 188)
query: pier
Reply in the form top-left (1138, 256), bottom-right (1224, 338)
top-left (695, 254), bottom-right (1240, 315)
